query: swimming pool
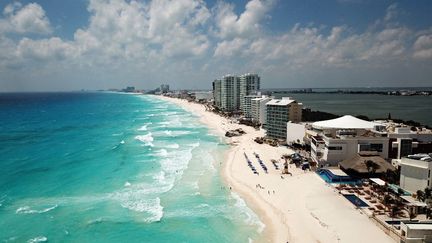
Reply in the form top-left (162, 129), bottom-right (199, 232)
top-left (344, 194), bottom-right (369, 207)
top-left (316, 169), bottom-right (361, 184)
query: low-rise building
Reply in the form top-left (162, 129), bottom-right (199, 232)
top-left (265, 97), bottom-right (302, 140)
top-left (310, 115), bottom-right (390, 166)
top-left (388, 127), bottom-right (432, 159)
top-left (400, 154), bottom-right (432, 193)
top-left (286, 122), bottom-right (306, 145)
top-left (400, 222), bottom-right (432, 243)
top-left (194, 91), bottom-right (213, 102)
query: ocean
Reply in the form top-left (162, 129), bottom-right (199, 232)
top-left (272, 93), bottom-right (432, 126)
top-left (0, 92), bottom-right (263, 243)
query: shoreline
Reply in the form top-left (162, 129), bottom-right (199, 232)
top-left (154, 95), bottom-right (395, 243)
top-left (154, 95), bottom-right (283, 242)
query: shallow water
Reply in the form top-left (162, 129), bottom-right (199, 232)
top-left (0, 92), bottom-right (263, 242)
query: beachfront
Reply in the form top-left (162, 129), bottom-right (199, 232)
top-left (156, 95), bottom-right (395, 243)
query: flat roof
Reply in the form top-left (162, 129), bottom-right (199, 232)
top-left (267, 99), bottom-right (295, 106)
top-left (370, 178), bottom-right (386, 186)
top-left (401, 196), bottom-right (428, 207)
top-left (328, 168), bottom-right (348, 176)
top-left (404, 223), bottom-right (432, 230)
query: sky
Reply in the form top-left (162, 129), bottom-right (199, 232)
top-left (0, 0), bottom-right (431, 91)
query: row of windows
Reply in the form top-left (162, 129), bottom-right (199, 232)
top-left (327, 146), bottom-right (343, 150)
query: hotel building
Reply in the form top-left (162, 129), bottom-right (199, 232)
top-left (251, 96), bottom-right (271, 125)
top-left (310, 115), bottom-right (390, 166)
top-left (399, 154), bottom-right (432, 193)
top-left (212, 80), bottom-right (222, 108)
top-left (212, 74), bottom-right (260, 112)
top-left (243, 94), bottom-right (261, 118)
top-left (265, 97), bottom-right (302, 140)
top-left (239, 74), bottom-right (260, 111)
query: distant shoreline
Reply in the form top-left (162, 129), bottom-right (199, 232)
top-left (271, 89), bottom-right (432, 96)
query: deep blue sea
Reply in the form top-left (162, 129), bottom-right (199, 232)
top-left (0, 92), bottom-right (263, 243)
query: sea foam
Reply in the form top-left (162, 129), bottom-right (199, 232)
top-left (16, 205), bottom-right (58, 214)
top-left (135, 133), bottom-right (154, 147)
top-left (27, 236), bottom-right (47, 243)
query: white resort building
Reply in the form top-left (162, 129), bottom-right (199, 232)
top-left (265, 97), bottom-right (302, 140)
top-left (251, 96), bottom-right (271, 126)
top-left (242, 94), bottom-right (261, 118)
top-left (310, 115), bottom-right (390, 166)
top-left (399, 154), bottom-right (432, 193)
top-left (400, 222), bottom-right (432, 243)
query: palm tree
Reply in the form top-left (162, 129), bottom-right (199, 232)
top-left (417, 190), bottom-right (425, 202)
top-left (397, 188), bottom-right (405, 196)
top-left (390, 204), bottom-right (402, 218)
top-left (383, 195), bottom-right (392, 210)
top-left (426, 208), bottom-right (432, 219)
top-left (281, 154), bottom-right (290, 174)
top-left (425, 188), bottom-right (431, 200)
top-left (408, 208), bottom-right (417, 221)
top-left (365, 160), bottom-right (380, 174)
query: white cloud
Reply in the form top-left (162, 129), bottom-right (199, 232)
top-left (214, 38), bottom-right (249, 57)
top-left (413, 34), bottom-right (432, 59)
top-left (17, 37), bottom-right (75, 61)
top-left (0, 2), bottom-right (52, 34)
top-left (0, 0), bottom-right (432, 90)
top-left (213, 0), bottom-right (275, 39)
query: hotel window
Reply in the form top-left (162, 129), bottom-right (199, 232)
top-left (370, 143), bottom-right (383, 152)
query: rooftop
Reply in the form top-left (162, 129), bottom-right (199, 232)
top-left (339, 153), bottom-right (395, 174)
top-left (266, 98), bottom-right (295, 106)
top-left (404, 222), bottom-right (432, 230)
top-left (313, 115), bottom-right (381, 130)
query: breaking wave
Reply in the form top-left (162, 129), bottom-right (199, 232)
top-left (16, 205), bottom-right (58, 214)
top-left (135, 133), bottom-right (154, 147)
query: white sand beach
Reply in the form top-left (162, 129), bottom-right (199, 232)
top-left (156, 95), bottom-right (395, 243)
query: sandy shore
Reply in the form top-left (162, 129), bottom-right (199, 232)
top-left (155, 95), bottom-right (395, 243)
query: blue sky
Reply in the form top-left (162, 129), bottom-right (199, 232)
top-left (0, 0), bottom-right (431, 91)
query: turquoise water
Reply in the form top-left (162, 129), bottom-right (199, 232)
top-left (0, 92), bottom-right (263, 242)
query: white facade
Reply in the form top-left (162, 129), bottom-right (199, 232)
top-left (220, 75), bottom-right (240, 111)
top-left (251, 96), bottom-right (271, 125)
top-left (401, 222), bottom-right (432, 243)
top-left (400, 155), bottom-right (432, 193)
top-left (312, 133), bottom-right (389, 166)
top-left (194, 91), bottom-right (213, 102)
top-left (389, 127), bottom-right (432, 143)
top-left (286, 122), bottom-right (306, 145)
top-left (212, 73), bottom-right (260, 112)
top-left (310, 116), bottom-right (390, 166)
top-left (242, 95), bottom-right (261, 118)
top-left (265, 97), bottom-right (302, 140)
top-left (239, 74), bottom-right (260, 110)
